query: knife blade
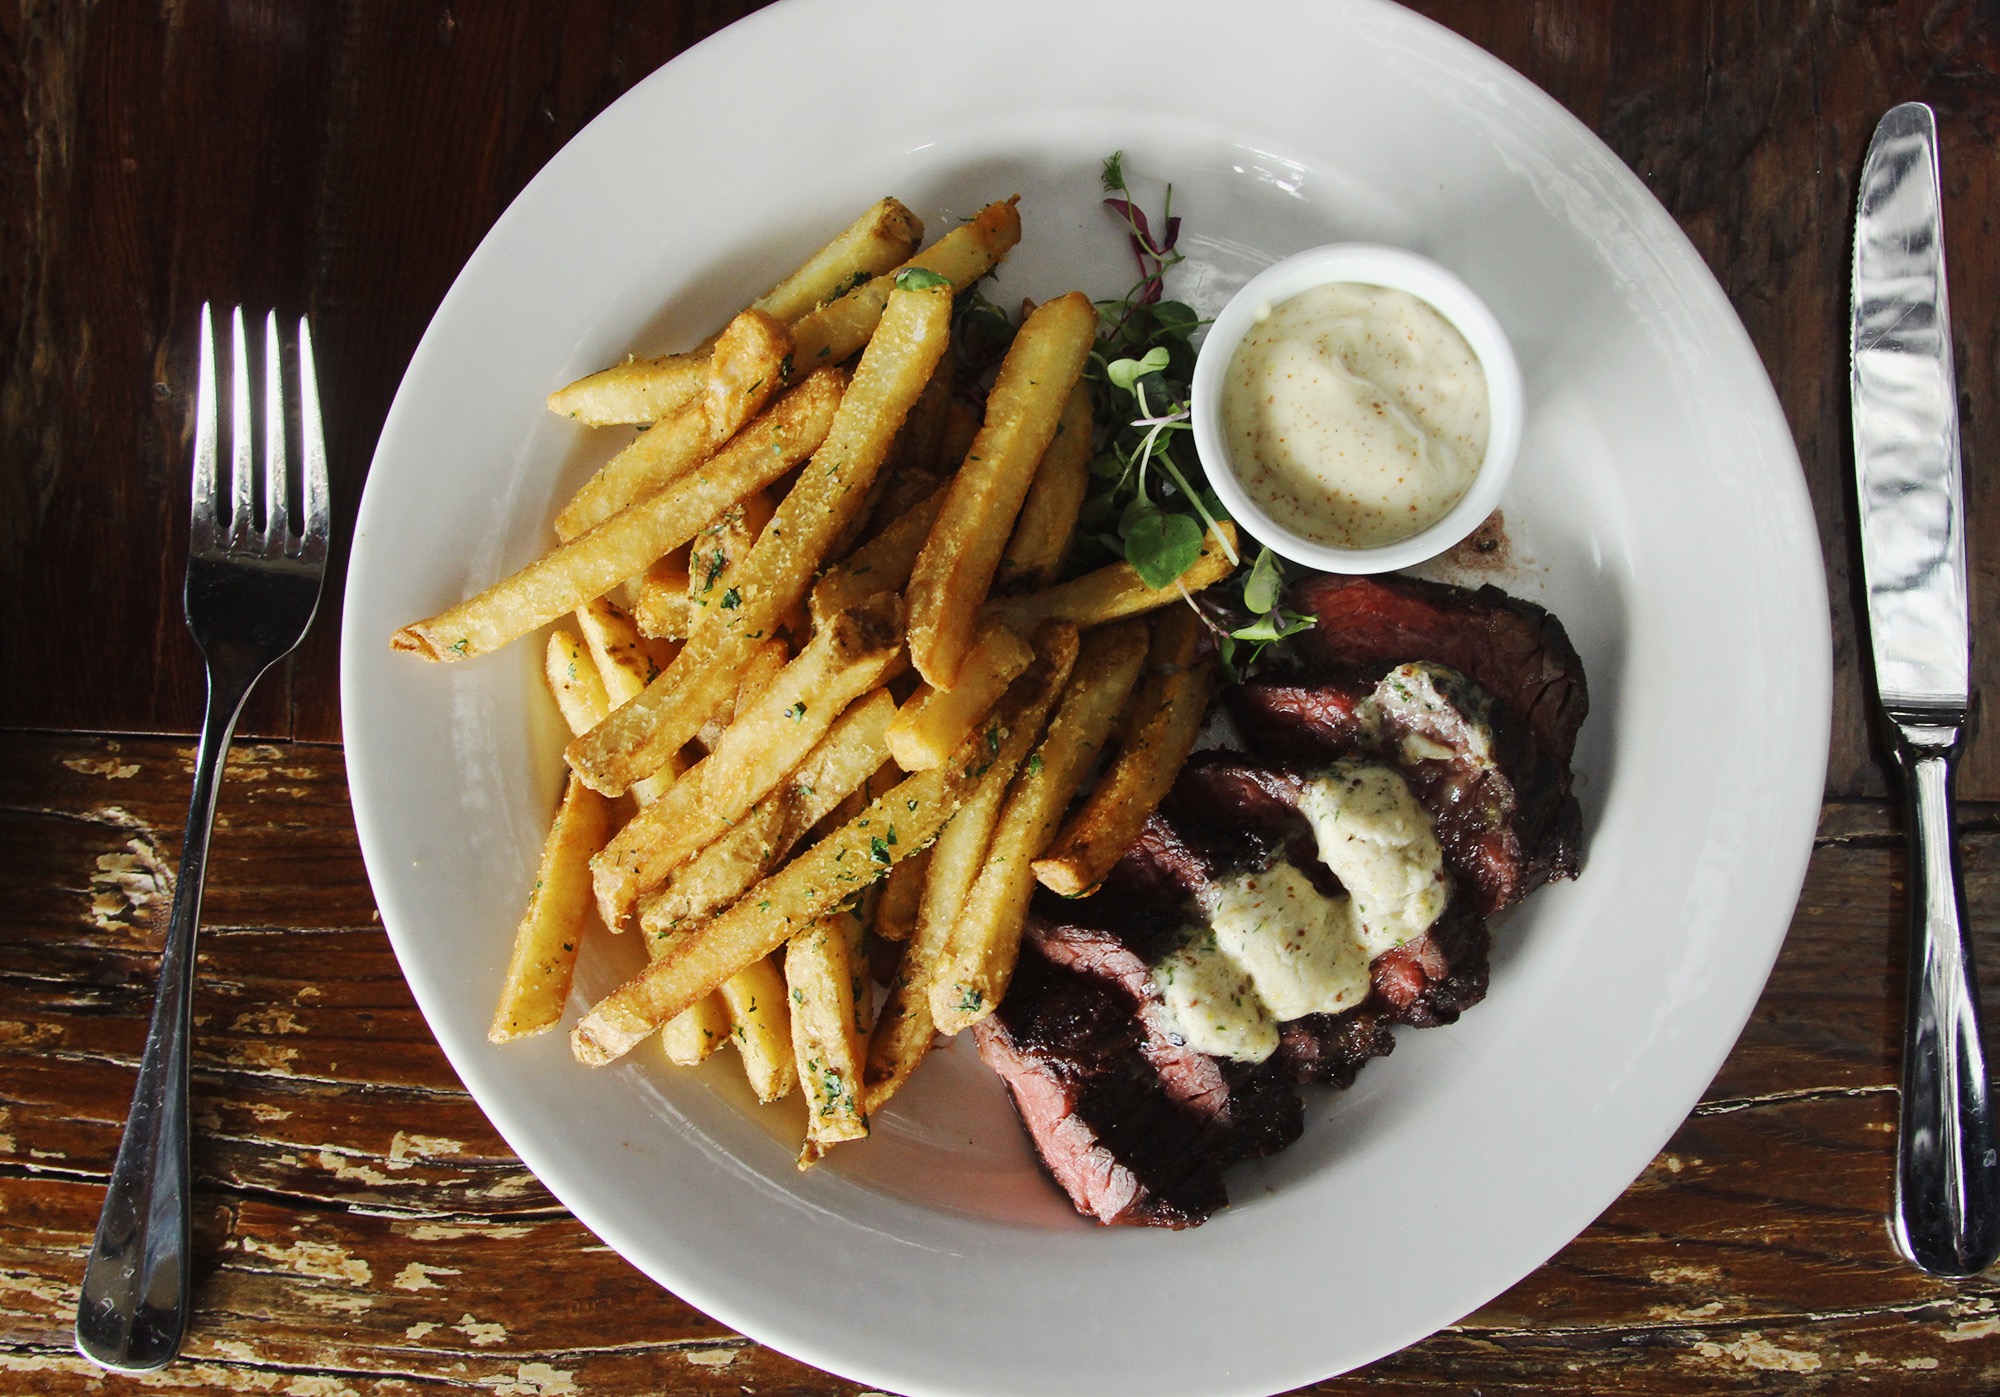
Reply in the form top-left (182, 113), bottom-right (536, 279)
top-left (1850, 100), bottom-right (1997, 1278)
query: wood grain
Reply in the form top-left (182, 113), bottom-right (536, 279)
top-left (1, 0), bottom-right (1994, 798)
top-left (2, 731), bottom-right (1996, 1391)
top-left (6, 2), bottom-right (2000, 1393)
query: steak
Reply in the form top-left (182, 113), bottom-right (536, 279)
top-left (977, 573), bottom-right (1583, 1227)
top-left (973, 945), bottom-right (1229, 1227)
top-left (1288, 572), bottom-right (1588, 769)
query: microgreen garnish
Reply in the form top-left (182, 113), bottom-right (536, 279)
top-left (895, 267), bottom-right (952, 293)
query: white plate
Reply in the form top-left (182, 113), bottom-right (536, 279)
top-left (340, 1), bottom-right (1831, 1393)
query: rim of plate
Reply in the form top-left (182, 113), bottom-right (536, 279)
top-left (341, 2), bottom-right (1831, 1393)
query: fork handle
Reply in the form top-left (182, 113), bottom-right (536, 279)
top-left (75, 655), bottom-right (265, 1371)
top-left (1892, 722), bottom-right (2000, 1277)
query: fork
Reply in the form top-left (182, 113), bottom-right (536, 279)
top-left (75, 306), bottom-right (329, 1372)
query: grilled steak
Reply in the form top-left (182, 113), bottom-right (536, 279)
top-left (973, 945), bottom-right (1229, 1227)
top-left (977, 573), bottom-right (1583, 1227)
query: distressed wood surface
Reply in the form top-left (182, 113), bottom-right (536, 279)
top-left (3, 735), bottom-right (1997, 1392)
top-left (5, 1), bottom-right (2000, 1393)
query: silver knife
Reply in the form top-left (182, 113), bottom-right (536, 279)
top-left (1851, 100), bottom-right (1997, 1277)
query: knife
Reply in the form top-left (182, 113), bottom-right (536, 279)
top-left (1850, 100), bottom-right (1998, 1277)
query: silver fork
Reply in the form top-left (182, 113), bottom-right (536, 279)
top-left (75, 306), bottom-right (330, 1372)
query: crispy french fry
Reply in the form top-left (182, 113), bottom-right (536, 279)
top-left (572, 696), bottom-right (1011, 1065)
top-left (996, 383), bottom-right (1092, 592)
top-left (864, 623), bottom-right (1078, 1111)
top-left (545, 629), bottom-right (611, 734)
top-left (634, 547), bottom-right (694, 640)
top-left (576, 597), bottom-right (683, 801)
top-left (872, 844), bottom-right (928, 943)
top-left (637, 688), bottom-right (896, 940)
top-left (545, 198), bottom-right (923, 426)
top-left (556, 311), bottom-right (792, 540)
top-left (929, 621), bottom-right (1149, 1035)
top-left (547, 354), bottom-right (708, 431)
top-left (1033, 608), bottom-right (1212, 897)
top-left (719, 954), bottom-right (794, 1103)
top-left (754, 196), bottom-right (925, 326)
top-left (697, 636), bottom-right (789, 753)
top-left (985, 520), bottom-right (1239, 634)
top-left (659, 992), bottom-right (732, 1065)
top-left (907, 292), bottom-right (1098, 688)
top-left (391, 370), bottom-right (842, 664)
top-left (564, 282), bottom-right (953, 793)
top-left (790, 200), bottom-right (1021, 369)
top-left (590, 595), bottom-right (905, 924)
top-left (489, 773), bottom-right (616, 1042)
top-left (885, 617), bottom-right (1032, 771)
top-left (789, 905), bottom-right (869, 1164)
top-left (809, 481), bottom-right (949, 629)
top-left (685, 489), bottom-right (774, 638)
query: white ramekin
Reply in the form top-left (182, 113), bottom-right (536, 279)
top-left (1190, 243), bottom-right (1523, 574)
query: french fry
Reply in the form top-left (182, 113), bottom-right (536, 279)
top-left (575, 597), bottom-right (684, 804)
top-left (985, 520), bottom-right (1239, 634)
top-left (719, 954), bottom-right (795, 1103)
top-left (637, 689), bottom-right (896, 940)
top-left (929, 621), bottom-right (1149, 1035)
top-left (488, 773), bottom-right (616, 1041)
top-left (391, 370), bottom-right (842, 664)
top-left (564, 282), bottom-right (954, 793)
top-left (545, 629), bottom-right (611, 735)
top-left (1033, 608), bottom-right (1212, 896)
top-left (864, 623), bottom-right (1078, 1112)
top-left (572, 694), bottom-right (1013, 1065)
top-left (555, 310), bottom-right (792, 540)
top-left (697, 636), bottom-right (789, 753)
top-left (659, 992), bottom-right (732, 1065)
top-left (754, 196), bottom-right (925, 326)
top-left (885, 617), bottom-right (1032, 771)
top-left (789, 199), bottom-right (1021, 369)
top-left (590, 594), bottom-right (905, 925)
top-left (546, 353), bottom-right (708, 431)
top-left (996, 383), bottom-right (1092, 592)
top-left (545, 197), bottom-right (923, 426)
top-left (789, 905), bottom-right (869, 1164)
top-left (907, 292), bottom-right (1098, 688)
top-left (634, 547), bottom-right (694, 640)
top-left (872, 844), bottom-right (928, 942)
top-left (685, 489), bottom-right (774, 638)
top-left (809, 481), bottom-right (949, 628)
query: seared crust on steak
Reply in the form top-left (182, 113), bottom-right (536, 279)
top-left (973, 947), bottom-right (1229, 1228)
top-left (1289, 573), bottom-right (1587, 768)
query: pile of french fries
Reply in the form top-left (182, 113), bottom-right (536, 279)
top-left (395, 196), bottom-right (1235, 1165)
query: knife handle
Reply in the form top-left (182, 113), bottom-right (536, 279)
top-left (1893, 724), bottom-right (2000, 1277)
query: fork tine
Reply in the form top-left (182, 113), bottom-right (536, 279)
top-left (262, 312), bottom-right (289, 546)
top-left (229, 308), bottom-right (254, 543)
top-left (297, 316), bottom-right (330, 560)
top-left (191, 304), bottom-right (219, 550)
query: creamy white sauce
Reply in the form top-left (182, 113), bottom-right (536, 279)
top-left (1154, 927), bottom-right (1279, 1063)
top-left (1296, 760), bottom-right (1450, 961)
top-left (1207, 861), bottom-right (1369, 1023)
top-left (1151, 761), bottom-right (1449, 1063)
top-left (1219, 282), bottom-right (1489, 549)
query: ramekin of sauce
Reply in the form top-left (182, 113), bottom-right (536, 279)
top-left (1191, 245), bottom-right (1522, 573)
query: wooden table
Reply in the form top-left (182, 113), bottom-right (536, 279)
top-left (4, 2), bottom-right (1997, 1391)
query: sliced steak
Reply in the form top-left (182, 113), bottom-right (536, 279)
top-left (973, 945), bottom-right (1228, 1227)
top-left (1366, 894), bottom-right (1491, 1028)
top-left (1027, 909), bottom-right (1303, 1162)
top-left (1276, 1007), bottom-right (1396, 1088)
top-left (1289, 572), bottom-right (1588, 769)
